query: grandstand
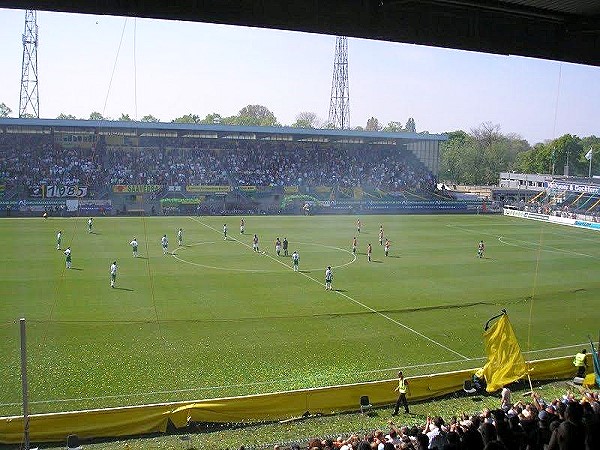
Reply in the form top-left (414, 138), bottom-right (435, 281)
top-left (0, 117), bottom-right (488, 217)
top-left (500, 172), bottom-right (600, 221)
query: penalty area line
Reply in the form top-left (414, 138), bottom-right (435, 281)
top-left (446, 224), bottom-right (598, 259)
top-left (497, 236), bottom-right (598, 259)
top-left (190, 217), bottom-right (470, 361)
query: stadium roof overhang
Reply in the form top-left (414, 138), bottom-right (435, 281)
top-left (0, 118), bottom-right (447, 146)
top-left (2, 1), bottom-right (600, 66)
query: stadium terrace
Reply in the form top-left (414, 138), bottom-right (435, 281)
top-left (0, 117), bottom-right (453, 216)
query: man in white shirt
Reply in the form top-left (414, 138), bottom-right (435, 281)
top-left (110, 261), bottom-right (118, 288)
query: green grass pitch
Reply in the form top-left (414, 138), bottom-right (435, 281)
top-left (0, 214), bottom-right (598, 416)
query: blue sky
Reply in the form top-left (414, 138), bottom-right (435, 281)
top-left (0, 8), bottom-right (599, 145)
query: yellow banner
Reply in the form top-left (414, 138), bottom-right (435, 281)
top-left (284, 186), bottom-right (299, 194)
top-left (314, 186), bottom-right (332, 193)
top-left (112, 185), bottom-right (162, 193)
top-left (186, 185), bottom-right (231, 193)
top-left (482, 314), bottom-right (527, 392)
top-left (0, 356), bottom-right (584, 444)
top-left (239, 186), bottom-right (257, 192)
top-left (0, 404), bottom-right (170, 443)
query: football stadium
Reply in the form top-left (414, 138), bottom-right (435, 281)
top-left (2, 1), bottom-right (600, 449)
top-left (1, 116), bottom-right (599, 448)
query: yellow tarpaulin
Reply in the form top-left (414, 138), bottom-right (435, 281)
top-left (0, 404), bottom-right (171, 444)
top-left (0, 356), bottom-right (583, 444)
top-left (482, 314), bottom-right (527, 392)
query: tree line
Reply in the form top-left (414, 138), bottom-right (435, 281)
top-left (440, 122), bottom-right (600, 184)
top-left (0, 101), bottom-right (417, 132)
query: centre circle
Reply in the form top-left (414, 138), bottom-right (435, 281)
top-left (171, 240), bottom-right (356, 272)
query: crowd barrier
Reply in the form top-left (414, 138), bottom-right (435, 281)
top-left (0, 355), bottom-right (586, 444)
top-left (503, 208), bottom-right (600, 231)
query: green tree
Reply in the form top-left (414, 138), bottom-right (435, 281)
top-left (0, 102), bottom-right (12, 118)
top-left (56, 113), bottom-right (77, 120)
top-left (235, 105), bottom-right (278, 127)
top-left (440, 124), bottom-right (530, 185)
top-left (382, 121), bottom-right (403, 132)
top-left (365, 117), bottom-right (381, 131)
top-left (440, 130), bottom-right (474, 183)
top-left (118, 113), bottom-right (133, 121)
top-left (514, 145), bottom-right (539, 174)
top-left (199, 113), bottom-right (223, 125)
top-left (580, 135), bottom-right (600, 176)
top-left (172, 114), bottom-right (201, 124)
top-left (515, 134), bottom-right (584, 176)
top-left (555, 134), bottom-right (583, 175)
top-left (405, 117), bottom-right (416, 133)
top-left (514, 142), bottom-right (551, 174)
top-left (221, 115), bottom-right (239, 125)
top-left (20, 113), bottom-right (37, 119)
top-left (292, 112), bottom-right (321, 128)
top-left (140, 114), bottom-right (159, 123)
top-left (89, 111), bottom-right (105, 121)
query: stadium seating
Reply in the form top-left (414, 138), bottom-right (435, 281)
top-left (1, 133), bottom-right (437, 196)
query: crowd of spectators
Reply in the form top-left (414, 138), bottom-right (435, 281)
top-left (0, 133), bottom-right (105, 191)
top-left (1, 133), bottom-right (437, 195)
top-left (272, 390), bottom-right (599, 450)
top-left (106, 146), bottom-right (229, 186)
top-left (106, 139), bottom-right (436, 191)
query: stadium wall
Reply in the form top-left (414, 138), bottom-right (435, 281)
top-left (0, 355), bottom-right (585, 444)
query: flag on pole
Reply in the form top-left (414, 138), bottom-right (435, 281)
top-left (585, 148), bottom-right (593, 161)
top-left (482, 313), bottom-right (527, 392)
top-left (590, 338), bottom-right (600, 387)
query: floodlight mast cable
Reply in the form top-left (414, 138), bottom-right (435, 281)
top-left (19, 10), bottom-right (40, 118)
top-left (328, 36), bottom-right (350, 129)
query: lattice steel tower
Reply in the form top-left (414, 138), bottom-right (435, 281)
top-left (19, 10), bottom-right (40, 118)
top-left (328, 36), bottom-right (350, 129)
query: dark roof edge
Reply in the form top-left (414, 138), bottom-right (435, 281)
top-left (0, 118), bottom-right (448, 141)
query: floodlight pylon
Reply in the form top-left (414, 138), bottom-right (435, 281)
top-left (19, 10), bottom-right (40, 118)
top-left (328, 36), bottom-right (350, 129)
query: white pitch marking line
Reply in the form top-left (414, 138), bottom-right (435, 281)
top-left (329, 286), bottom-right (470, 360)
top-left (357, 342), bottom-right (592, 375)
top-left (355, 357), bottom-right (484, 375)
top-left (522, 343), bottom-right (590, 354)
top-left (294, 241), bottom-right (357, 270)
top-left (172, 241), bottom-right (275, 273)
top-left (497, 236), bottom-right (598, 259)
top-left (0, 378), bottom-right (294, 407)
top-left (446, 224), bottom-right (598, 259)
top-left (171, 239), bottom-right (356, 272)
top-left (190, 217), bottom-right (470, 361)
